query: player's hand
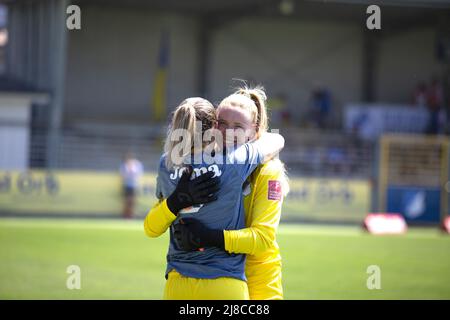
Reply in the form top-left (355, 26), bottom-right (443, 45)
top-left (172, 221), bottom-right (202, 251)
top-left (166, 166), bottom-right (220, 215)
top-left (174, 218), bottom-right (225, 251)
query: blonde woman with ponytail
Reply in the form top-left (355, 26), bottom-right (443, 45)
top-left (179, 85), bottom-right (289, 300)
top-left (144, 96), bottom-right (285, 299)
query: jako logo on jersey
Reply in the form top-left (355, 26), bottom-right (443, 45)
top-left (169, 164), bottom-right (222, 180)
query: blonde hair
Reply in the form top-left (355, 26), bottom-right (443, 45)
top-left (164, 97), bottom-right (216, 169)
top-left (219, 83), bottom-right (289, 196)
top-left (218, 85), bottom-right (268, 136)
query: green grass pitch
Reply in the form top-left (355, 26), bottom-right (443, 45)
top-left (0, 218), bottom-right (449, 299)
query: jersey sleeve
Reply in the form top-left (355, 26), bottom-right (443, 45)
top-left (155, 156), bottom-right (165, 199)
top-left (223, 164), bottom-right (283, 255)
top-left (155, 173), bottom-right (163, 200)
top-left (144, 199), bottom-right (177, 238)
top-left (229, 142), bottom-right (264, 181)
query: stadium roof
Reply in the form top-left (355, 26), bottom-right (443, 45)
top-left (70, 0), bottom-right (450, 11)
top-left (64, 0), bottom-right (449, 29)
top-left (1, 0), bottom-right (448, 27)
top-left (4, 0), bottom-right (448, 11)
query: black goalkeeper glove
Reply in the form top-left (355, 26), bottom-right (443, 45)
top-left (173, 217), bottom-right (225, 251)
top-left (172, 221), bottom-right (202, 251)
top-left (166, 166), bottom-right (220, 215)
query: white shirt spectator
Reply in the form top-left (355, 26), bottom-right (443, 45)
top-left (120, 159), bottom-right (143, 189)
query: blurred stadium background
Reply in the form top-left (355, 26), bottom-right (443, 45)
top-left (0, 0), bottom-right (450, 299)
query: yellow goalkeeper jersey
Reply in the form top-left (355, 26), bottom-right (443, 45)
top-left (224, 159), bottom-right (284, 300)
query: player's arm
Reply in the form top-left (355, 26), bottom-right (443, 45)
top-left (144, 167), bottom-right (220, 238)
top-left (224, 165), bottom-right (283, 255)
top-left (144, 199), bottom-right (177, 238)
top-left (144, 163), bottom-right (175, 238)
top-left (250, 132), bottom-right (285, 163)
top-left (178, 164), bottom-right (284, 254)
top-left (232, 132), bottom-right (285, 181)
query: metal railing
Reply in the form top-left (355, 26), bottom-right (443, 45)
top-left (28, 126), bottom-right (375, 178)
top-left (280, 128), bottom-right (375, 178)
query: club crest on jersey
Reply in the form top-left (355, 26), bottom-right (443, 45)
top-left (268, 180), bottom-right (282, 201)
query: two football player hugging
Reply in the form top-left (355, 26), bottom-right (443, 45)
top-left (144, 84), bottom-right (289, 300)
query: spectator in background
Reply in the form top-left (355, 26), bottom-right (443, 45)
top-left (326, 146), bottom-right (347, 175)
top-left (426, 77), bottom-right (444, 134)
top-left (438, 107), bottom-right (447, 135)
top-left (280, 103), bottom-right (292, 126)
top-left (412, 82), bottom-right (427, 108)
top-left (310, 84), bottom-right (332, 129)
top-left (120, 152), bottom-right (143, 218)
top-left (268, 92), bottom-right (291, 126)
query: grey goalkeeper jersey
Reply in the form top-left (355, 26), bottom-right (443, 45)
top-left (155, 143), bottom-right (264, 281)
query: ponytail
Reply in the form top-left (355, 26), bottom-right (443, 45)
top-left (236, 86), bottom-right (268, 135)
top-left (164, 97), bottom-right (215, 169)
